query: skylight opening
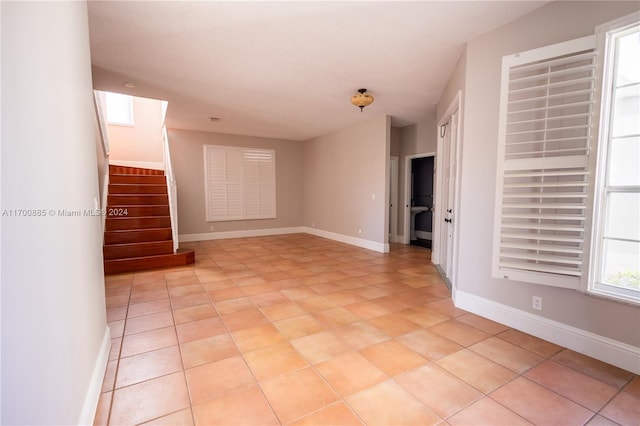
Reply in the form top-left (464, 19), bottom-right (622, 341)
top-left (105, 92), bottom-right (134, 126)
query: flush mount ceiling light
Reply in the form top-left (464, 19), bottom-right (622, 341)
top-left (350, 88), bottom-right (374, 112)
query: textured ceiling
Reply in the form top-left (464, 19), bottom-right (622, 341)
top-left (89, 1), bottom-right (549, 141)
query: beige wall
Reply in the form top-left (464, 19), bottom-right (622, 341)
top-left (451, 1), bottom-right (640, 347)
top-left (390, 127), bottom-right (401, 157)
top-left (2, 2), bottom-right (108, 423)
top-left (437, 48), bottom-right (466, 123)
top-left (303, 116), bottom-right (390, 245)
top-left (399, 115), bottom-right (437, 157)
top-left (107, 96), bottom-right (164, 163)
top-left (168, 129), bottom-right (303, 236)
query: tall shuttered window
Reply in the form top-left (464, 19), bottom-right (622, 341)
top-left (204, 145), bottom-right (276, 222)
top-left (493, 36), bottom-right (597, 289)
top-left (494, 15), bottom-right (640, 305)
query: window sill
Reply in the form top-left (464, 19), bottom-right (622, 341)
top-left (582, 286), bottom-right (640, 307)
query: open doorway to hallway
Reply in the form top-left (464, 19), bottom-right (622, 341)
top-left (403, 153), bottom-right (436, 250)
top-left (410, 156), bottom-right (435, 249)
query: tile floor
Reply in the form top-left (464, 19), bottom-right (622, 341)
top-left (94, 234), bottom-right (639, 425)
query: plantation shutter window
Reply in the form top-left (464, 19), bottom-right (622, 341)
top-left (492, 35), bottom-right (597, 289)
top-left (204, 145), bottom-right (276, 222)
top-left (243, 149), bottom-right (276, 219)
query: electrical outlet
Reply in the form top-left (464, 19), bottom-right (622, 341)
top-left (357, 229), bottom-right (363, 236)
top-left (311, 222), bottom-right (315, 228)
top-left (532, 296), bottom-right (543, 311)
top-left (210, 225), bottom-right (215, 231)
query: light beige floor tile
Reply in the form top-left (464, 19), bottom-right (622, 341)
top-left (347, 380), bottom-right (442, 426)
top-left (261, 367), bottom-right (339, 424)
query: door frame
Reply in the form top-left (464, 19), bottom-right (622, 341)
top-left (433, 91), bottom-right (462, 291)
top-left (403, 152), bottom-right (436, 245)
top-left (389, 156), bottom-right (399, 243)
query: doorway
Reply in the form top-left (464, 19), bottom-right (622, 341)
top-left (411, 156), bottom-right (434, 248)
top-left (389, 156), bottom-right (399, 243)
top-left (403, 152), bottom-right (436, 248)
top-left (433, 91), bottom-right (461, 289)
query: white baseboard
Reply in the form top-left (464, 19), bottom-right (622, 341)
top-left (179, 226), bottom-right (305, 242)
top-left (78, 325), bottom-right (111, 425)
top-left (180, 226), bottom-right (389, 253)
top-left (109, 160), bottom-right (164, 171)
top-left (303, 227), bottom-right (388, 253)
top-left (455, 290), bottom-right (640, 374)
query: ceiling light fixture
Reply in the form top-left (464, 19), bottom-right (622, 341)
top-left (350, 88), bottom-right (374, 112)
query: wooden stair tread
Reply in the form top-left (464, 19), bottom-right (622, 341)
top-left (110, 175), bottom-right (166, 184)
top-left (104, 249), bottom-right (196, 274)
top-left (109, 184), bottom-right (167, 188)
top-left (106, 205), bottom-right (170, 217)
top-left (104, 240), bottom-right (173, 248)
top-left (109, 165), bottom-right (164, 176)
top-left (110, 174), bottom-right (165, 177)
top-left (104, 240), bottom-right (174, 260)
top-left (104, 164), bottom-right (194, 274)
top-left (104, 228), bottom-right (173, 244)
top-left (105, 226), bottom-right (171, 233)
top-left (108, 196), bottom-right (169, 203)
top-left (106, 217), bottom-right (171, 231)
top-left (109, 185), bottom-right (167, 189)
top-left (107, 215), bottom-right (170, 219)
top-left (108, 193), bottom-right (168, 195)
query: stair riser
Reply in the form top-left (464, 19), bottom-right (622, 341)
top-left (110, 175), bottom-right (166, 185)
top-left (108, 195), bottom-right (168, 205)
top-left (109, 184), bottom-right (168, 195)
top-left (107, 206), bottom-right (170, 217)
top-left (104, 241), bottom-right (173, 260)
top-left (109, 165), bottom-right (164, 176)
top-left (105, 229), bottom-right (172, 244)
top-left (104, 165), bottom-right (195, 274)
top-left (104, 251), bottom-right (195, 274)
top-left (106, 217), bottom-right (171, 231)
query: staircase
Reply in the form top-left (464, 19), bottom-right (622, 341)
top-left (103, 165), bottom-right (195, 274)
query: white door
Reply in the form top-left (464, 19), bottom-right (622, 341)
top-left (440, 109), bottom-right (459, 281)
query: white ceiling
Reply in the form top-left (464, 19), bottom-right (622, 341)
top-left (89, 1), bottom-right (549, 141)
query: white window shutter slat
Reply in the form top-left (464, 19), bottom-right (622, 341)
top-left (493, 35), bottom-right (597, 289)
top-left (204, 145), bottom-right (276, 222)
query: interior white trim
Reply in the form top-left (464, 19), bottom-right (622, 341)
top-left (101, 171), bottom-right (109, 236)
top-left (179, 227), bottom-right (305, 242)
top-left (304, 227), bottom-right (388, 253)
top-left (78, 325), bottom-right (111, 425)
top-left (93, 91), bottom-right (110, 156)
top-left (434, 91), bottom-right (462, 293)
top-left (389, 156), bottom-right (399, 245)
top-left (109, 160), bottom-right (164, 171)
top-left (455, 290), bottom-right (640, 374)
top-left (181, 226), bottom-right (389, 253)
